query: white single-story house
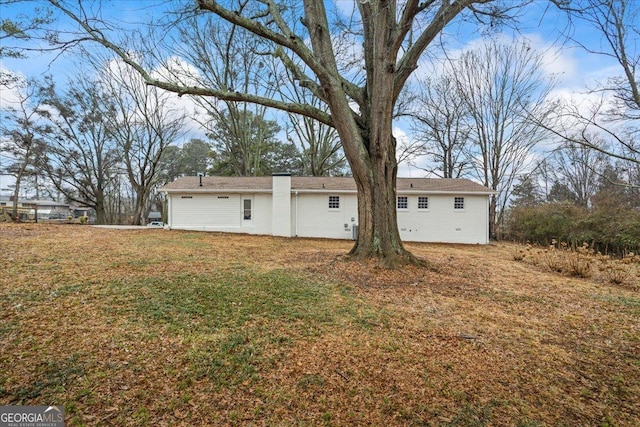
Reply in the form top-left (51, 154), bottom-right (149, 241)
top-left (160, 173), bottom-right (495, 244)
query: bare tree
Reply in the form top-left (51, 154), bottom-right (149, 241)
top-left (550, 136), bottom-right (610, 207)
top-left (38, 74), bottom-right (120, 224)
top-left (573, 0), bottom-right (639, 120)
top-left (14, 0), bottom-right (533, 265)
top-left (451, 38), bottom-right (557, 239)
top-left (541, 96), bottom-right (639, 167)
top-left (281, 68), bottom-right (347, 176)
top-left (407, 73), bottom-right (472, 178)
top-left (0, 77), bottom-right (47, 218)
top-left (547, 0), bottom-right (639, 165)
top-left (174, 10), bottom-right (281, 177)
top-left (99, 59), bottom-right (186, 225)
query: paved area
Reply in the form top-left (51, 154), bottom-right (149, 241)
top-left (92, 225), bottom-right (161, 230)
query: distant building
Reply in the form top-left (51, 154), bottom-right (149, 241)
top-left (0, 196), bottom-right (94, 221)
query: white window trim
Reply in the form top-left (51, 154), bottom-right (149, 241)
top-left (242, 198), bottom-right (252, 222)
top-left (397, 196), bottom-right (408, 210)
top-left (454, 196), bottom-right (465, 211)
top-left (328, 195), bottom-right (341, 210)
top-left (417, 196), bottom-right (429, 210)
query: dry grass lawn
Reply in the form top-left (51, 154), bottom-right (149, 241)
top-left (1, 223), bottom-right (639, 426)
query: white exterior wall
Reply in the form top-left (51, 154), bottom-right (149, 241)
top-left (165, 184), bottom-right (491, 244)
top-left (293, 192), bottom-right (358, 239)
top-left (168, 192), bottom-right (273, 235)
top-left (396, 193), bottom-right (489, 244)
top-left (272, 175), bottom-right (292, 237)
top-left (251, 193), bottom-right (273, 234)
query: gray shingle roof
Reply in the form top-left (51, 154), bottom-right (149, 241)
top-left (160, 176), bottom-right (494, 194)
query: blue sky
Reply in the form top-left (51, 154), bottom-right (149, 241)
top-left (0, 0), bottom-right (630, 191)
top-left (1, 1), bottom-right (620, 94)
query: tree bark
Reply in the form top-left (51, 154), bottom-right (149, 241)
top-left (348, 134), bottom-right (421, 267)
top-left (339, 1), bottom-right (424, 267)
top-left (94, 195), bottom-right (106, 225)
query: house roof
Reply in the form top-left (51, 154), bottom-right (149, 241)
top-left (0, 198), bottom-right (71, 208)
top-left (161, 176), bottom-right (494, 194)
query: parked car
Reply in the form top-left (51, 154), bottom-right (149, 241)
top-left (146, 221), bottom-right (164, 227)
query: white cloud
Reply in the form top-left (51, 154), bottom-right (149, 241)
top-left (394, 126), bottom-right (435, 177)
top-left (0, 67), bottom-right (26, 110)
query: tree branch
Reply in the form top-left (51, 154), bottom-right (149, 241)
top-left (48, 0), bottom-right (334, 127)
top-left (394, 0), bottom-right (471, 101)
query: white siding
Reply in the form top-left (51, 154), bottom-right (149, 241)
top-left (166, 185), bottom-right (490, 244)
top-left (168, 192), bottom-right (274, 235)
top-left (170, 194), bottom-right (240, 228)
top-left (294, 193), bottom-right (358, 239)
top-left (397, 194), bottom-right (489, 244)
top-left (251, 194), bottom-right (273, 235)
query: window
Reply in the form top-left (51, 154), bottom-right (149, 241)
top-left (328, 195), bottom-right (340, 209)
top-left (418, 196), bottom-right (429, 209)
top-left (454, 197), bottom-right (465, 210)
top-left (397, 196), bottom-right (408, 210)
top-left (243, 199), bottom-right (252, 220)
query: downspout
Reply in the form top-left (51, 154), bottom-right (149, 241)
top-left (486, 195), bottom-right (490, 244)
top-left (295, 191), bottom-right (299, 237)
top-left (166, 194), bottom-right (172, 229)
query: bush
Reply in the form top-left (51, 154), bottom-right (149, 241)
top-left (514, 242), bottom-right (637, 285)
top-left (505, 202), bottom-right (640, 256)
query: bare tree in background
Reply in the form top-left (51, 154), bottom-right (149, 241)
top-left (550, 136), bottom-right (610, 207)
top-left (38, 74), bottom-right (120, 224)
top-left (452, 38), bottom-right (557, 239)
top-left (0, 78), bottom-right (47, 218)
top-left (99, 58), bottom-right (186, 225)
top-left (174, 9), bottom-right (281, 177)
top-left (406, 72), bottom-right (472, 178)
top-left (280, 68), bottom-right (347, 176)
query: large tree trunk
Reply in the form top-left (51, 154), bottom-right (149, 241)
top-left (11, 182), bottom-right (21, 221)
top-left (304, 0), bottom-right (424, 267)
top-left (94, 193), bottom-right (107, 225)
top-left (132, 196), bottom-right (145, 225)
top-left (348, 135), bottom-right (419, 267)
top-left (130, 184), bottom-right (146, 225)
top-left (11, 161), bottom-right (29, 221)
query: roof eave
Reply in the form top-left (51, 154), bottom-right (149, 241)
top-left (161, 188), bottom-right (272, 193)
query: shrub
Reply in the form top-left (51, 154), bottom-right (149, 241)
top-left (505, 202), bottom-right (640, 256)
top-left (514, 242), bottom-right (638, 285)
top-left (598, 252), bottom-right (638, 285)
top-left (541, 243), bottom-right (565, 273)
top-left (564, 242), bottom-right (594, 278)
